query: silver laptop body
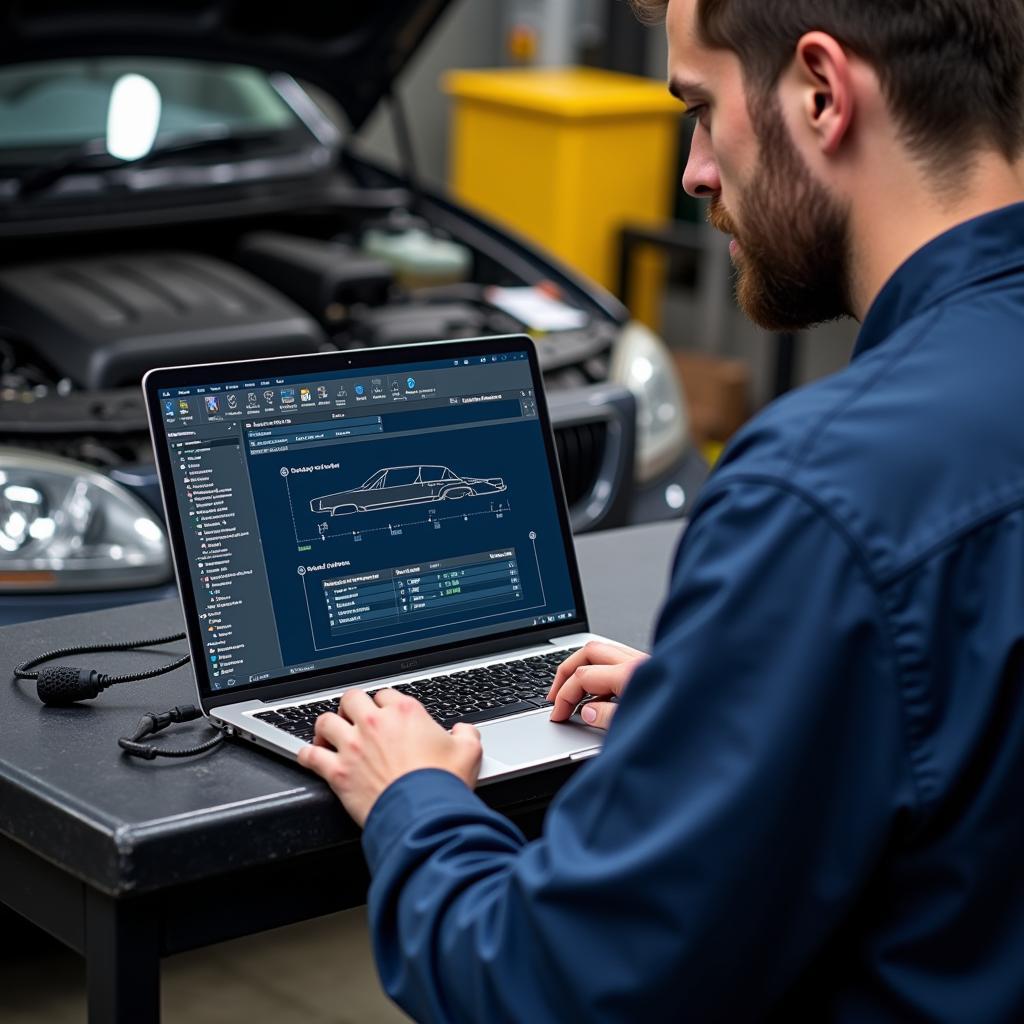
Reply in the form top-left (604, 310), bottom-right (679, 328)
top-left (144, 335), bottom-right (617, 783)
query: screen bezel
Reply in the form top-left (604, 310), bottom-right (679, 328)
top-left (143, 334), bottom-right (590, 711)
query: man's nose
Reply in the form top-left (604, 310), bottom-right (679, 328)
top-left (682, 127), bottom-right (721, 199)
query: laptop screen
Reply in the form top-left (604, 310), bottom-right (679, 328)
top-left (149, 340), bottom-right (582, 698)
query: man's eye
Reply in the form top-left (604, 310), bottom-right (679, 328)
top-left (685, 104), bottom-right (709, 126)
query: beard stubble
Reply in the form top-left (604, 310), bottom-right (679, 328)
top-left (708, 95), bottom-right (853, 332)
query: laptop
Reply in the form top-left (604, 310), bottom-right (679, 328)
top-left (143, 334), bottom-right (617, 782)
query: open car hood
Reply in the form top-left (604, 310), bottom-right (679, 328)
top-left (0, 0), bottom-right (453, 131)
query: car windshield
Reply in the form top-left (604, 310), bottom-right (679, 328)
top-left (361, 471), bottom-right (387, 489)
top-left (0, 57), bottom-right (300, 163)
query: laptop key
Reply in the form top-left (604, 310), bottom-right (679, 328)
top-left (254, 648), bottom-right (584, 740)
top-left (442, 701), bottom-right (538, 728)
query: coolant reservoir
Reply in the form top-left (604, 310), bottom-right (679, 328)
top-left (362, 225), bottom-right (472, 289)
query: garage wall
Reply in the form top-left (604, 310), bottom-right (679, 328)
top-left (357, 0), bottom-right (503, 189)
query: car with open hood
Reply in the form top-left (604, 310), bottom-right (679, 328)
top-left (0, 0), bottom-right (704, 625)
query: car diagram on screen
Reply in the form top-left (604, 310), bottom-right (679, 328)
top-left (310, 465), bottom-right (507, 516)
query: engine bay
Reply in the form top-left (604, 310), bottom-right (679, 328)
top-left (0, 201), bottom-right (619, 472)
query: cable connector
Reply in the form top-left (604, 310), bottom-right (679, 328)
top-left (117, 703), bottom-right (224, 760)
top-left (141, 704), bottom-right (202, 734)
top-left (36, 666), bottom-right (111, 706)
top-left (168, 704), bottom-right (202, 723)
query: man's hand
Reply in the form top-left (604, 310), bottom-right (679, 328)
top-left (548, 640), bottom-right (648, 730)
top-left (297, 688), bottom-right (483, 827)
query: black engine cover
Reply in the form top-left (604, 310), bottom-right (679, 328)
top-left (0, 252), bottom-right (326, 389)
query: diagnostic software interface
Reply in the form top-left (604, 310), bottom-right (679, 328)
top-left (156, 351), bottom-right (578, 693)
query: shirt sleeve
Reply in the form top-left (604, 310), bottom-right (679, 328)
top-left (362, 477), bottom-right (918, 1023)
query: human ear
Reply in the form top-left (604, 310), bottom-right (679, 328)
top-left (793, 31), bottom-right (855, 156)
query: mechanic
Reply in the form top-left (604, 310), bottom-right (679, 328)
top-left (298, 0), bottom-right (1024, 1019)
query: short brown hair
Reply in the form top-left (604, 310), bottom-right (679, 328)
top-left (634, 0), bottom-right (1024, 167)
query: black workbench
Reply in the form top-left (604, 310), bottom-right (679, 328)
top-left (0, 521), bottom-right (682, 1023)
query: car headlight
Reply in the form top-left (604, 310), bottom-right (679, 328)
top-left (610, 321), bottom-right (691, 484)
top-left (0, 449), bottom-right (171, 593)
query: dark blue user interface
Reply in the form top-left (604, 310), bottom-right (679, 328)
top-left (157, 351), bottom-right (579, 693)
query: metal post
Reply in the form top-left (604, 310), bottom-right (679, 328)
top-left (697, 223), bottom-right (734, 355)
top-left (86, 890), bottom-right (161, 1024)
top-left (538, 0), bottom-right (578, 65)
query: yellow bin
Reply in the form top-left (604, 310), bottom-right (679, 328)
top-left (444, 67), bottom-right (681, 328)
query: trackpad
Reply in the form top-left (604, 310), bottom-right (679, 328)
top-left (479, 712), bottom-right (603, 767)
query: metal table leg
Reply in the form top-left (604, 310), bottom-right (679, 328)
top-left (86, 889), bottom-right (160, 1024)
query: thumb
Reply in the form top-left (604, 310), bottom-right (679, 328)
top-left (579, 700), bottom-right (617, 730)
top-left (451, 722), bottom-right (483, 773)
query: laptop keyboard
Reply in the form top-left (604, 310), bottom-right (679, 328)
top-left (252, 648), bottom-right (581, 744)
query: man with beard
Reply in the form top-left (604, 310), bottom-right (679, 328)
top-left (300, 0), bottom-right (1024, 1019)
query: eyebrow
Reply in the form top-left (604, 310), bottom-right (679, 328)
top-left (668, 76), bottom-right (707, 103)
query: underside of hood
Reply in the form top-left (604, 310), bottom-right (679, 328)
top-left (0, 0), bottom-right (453, 131)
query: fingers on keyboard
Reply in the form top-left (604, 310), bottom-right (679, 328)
top-left (255, 649), bottom-right (579, 736)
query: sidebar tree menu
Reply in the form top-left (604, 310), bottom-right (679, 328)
top-left (169, 424), bottom-right (283, 689)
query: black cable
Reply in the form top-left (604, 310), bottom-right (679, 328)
top-left (13, 633), bottom-right (226, 760)
top-left (117, 704), bottom-right (226, 761)
top-left (13, 631), bottom-right (187, 681)
top-left (13, 632), bottom-right (189, 706)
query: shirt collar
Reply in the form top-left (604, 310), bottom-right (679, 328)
top-left (853, 201), bottom-right (1024, 360)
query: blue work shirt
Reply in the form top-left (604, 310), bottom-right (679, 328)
top-left (362, 203), bottom-right (1024, 1022)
